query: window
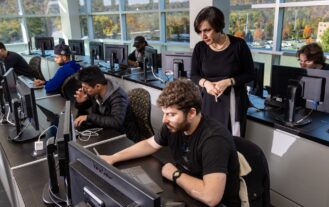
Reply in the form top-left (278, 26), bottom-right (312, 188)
top-left (24, 0), bottom-right (60, 15)
top-left (165, 0), bottom-right (189, 9)
top-left (126, 13), bottom-right (159, 40)
top-left (92, 0), bottom-right (119, 12)
top-left (282, 6), bottom-right (329, 52)
top-left (229, 8), bottom-right (274, 50)
top-left (166, 11), bottom-right (190, 42)
top-left (93, 15), bottom-right (121, 39)
top-left (26, 17), bottom-right (62, 38)
top-left (125, 0), bottom-right (159, 11)
top-left (0, 18), bottom-right (23, 44)
top-left (0, 0), bottom-right (19, 15)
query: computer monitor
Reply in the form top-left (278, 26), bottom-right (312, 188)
top-left (266, 65), bottom-right (329, 125)
top-left (161, 51), bottom-right (192, 79)
top-left (1, 68), bottom-right (40, 141)
top-left (44, 101), bottom-right (75, 204)
top-left (1, 68), bottom-right (19, 112)
top-left (89, 41), bottom-right (104, 61)
top-left (34, 36), bottom-right (55, 50)
top-left (68, 39), bottom-right (85, 56)
top-left (58, 37), bottom-right (65, 45)
top-left (246, 61), bottom-right (264, 98)
top-left (144, 46), bottom-right (158, 73)
top-left (68, 141), bottom-right (160, 206)
top-left (104, 44), bottom-right (128, 69)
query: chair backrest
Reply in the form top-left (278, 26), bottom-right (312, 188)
top-left (29, 56), bottom-right (45, 81)
top-left (233, 136), bottom-right (271, 207)
top-left (127, 88), bottom-right (154, 140)
top-left (61, 74), bottom-right (81, 101)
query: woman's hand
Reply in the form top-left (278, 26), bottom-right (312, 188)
top-left (213, 79), bottom-right (232, 97)
top-left (204, 80), bottom-right (220, 96)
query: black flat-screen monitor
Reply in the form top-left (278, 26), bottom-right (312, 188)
top-left (34, 36), bottom-right (55, 50)
top-left (89, 41), bottom-right (104, 60)
top-left (104, 44), bottom-right (128, 67)
top-left (247, 61), bottom-right (264, 98)
top-left (2, 68), bottom-right (19, 112)
top-left (267, 65), bottom-right (329, 114)
top-left (68, 141), bottom-right (160, 206)
top-left (17, 76), bottom-right (40, 132)
top-left (58, 37), bottom-right (65, 45)
top-left (68, 39), bottom-right (85, 56)
top-left (161, 51), bottom-right (192, 79)
top-left (44, 101), bottom-right (75, 204)
top-left (144, 46), bottom-right (158, 73)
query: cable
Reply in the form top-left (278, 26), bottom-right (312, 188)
top-left (76, 128), bottom-right (103, 142)
top-left (295, 109), bottom-right (313, 124)
top-left (6, 107), bottom-right (15, 126)
top-left (151, 66), bottom-right (165, 83)
top-left (38, 125), bottom-right (58, 141)
top-left (10, 121), bottom-right (31, 141)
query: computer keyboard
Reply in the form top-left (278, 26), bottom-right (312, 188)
top-left (18, 76), bottom-right (44, 89)
top-left (121, 166), bottom-right (163, 194)
top-left (99, 61), bottom-right (111, 69)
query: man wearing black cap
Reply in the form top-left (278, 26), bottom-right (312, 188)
top-left (34, 44), bottom-right (81, 93)
top-left (0, 42), bottom-right (39, 78)
top-left (128, 36), bottom-right (149, 67)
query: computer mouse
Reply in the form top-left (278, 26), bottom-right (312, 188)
top-left (162, 201), bottom-right (185, 207)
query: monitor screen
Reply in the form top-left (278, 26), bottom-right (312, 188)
top-left (89, 41), bottom-right (104, 60)
top-left (269, 65), bottom-right (329, 113)
top-left (58, 37), bottom-right (65, 45)
top-left (34, 36), bottom-right (55, 50)
top-left (247, 61), bottom-right (264, 98)
top-left (68, 142), bottom-right (160, 206)
top-left (16, 76), bottom-right (39, 131)
top-left (68, 39), bottom-right (85, 56)
top-left (161, 51), bottom-right (192, 79)
top-left (1, 68), bottom-right (19, 112)
top-left (144, 46), bottom-right (158, 73)
top-left (104, 44), bottom-right (128, 66)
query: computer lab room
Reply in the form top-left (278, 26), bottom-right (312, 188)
top-left (0, 0), bottom-right (329, 207)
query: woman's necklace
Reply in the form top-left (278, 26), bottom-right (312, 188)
top-left (210, 34), bottom-right (230, 52)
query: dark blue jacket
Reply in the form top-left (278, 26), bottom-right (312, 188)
top-left (45, 60), bottom-right (80, 93)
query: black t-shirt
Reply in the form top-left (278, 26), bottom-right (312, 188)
top-left (154, 116), bottom-right (241, 207)
top-left (4, 51), bottom-right (34, 78)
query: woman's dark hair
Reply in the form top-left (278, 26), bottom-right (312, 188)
top-left (78, 66), bottom-right (107, 87)
top-left (157, 79), bottom-right (202, 114)
top-left (194, 6), bottom-right (225, 34)
top-left (297, 43), bottom-right (326, 65)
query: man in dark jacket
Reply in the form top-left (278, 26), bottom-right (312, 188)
top-left (0, 42), bottom-right (38, 78)
top-left (74, 66), bottom-right (133, 135)
top-left (34, 44), bottom-right (81, 93)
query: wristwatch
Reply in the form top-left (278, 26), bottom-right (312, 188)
top-left (172, 170), bottom-right (182, 186)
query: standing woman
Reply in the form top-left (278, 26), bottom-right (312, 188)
top-left (191, 6), bottom-right (255, 137)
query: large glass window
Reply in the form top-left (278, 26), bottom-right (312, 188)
top-left (93, 15), bottom-right (121, 39)
top-left (166, 11), bottom-right (189, 42)
top-left (0, 18), bottom-right (23, 44)
top-left (231, 0), bottom-right (274, 5)
top-left (229, 9), bottom-right (274, 49)
top-left (165, 0), bottom-right (189, 9)
top-left (0, 0), bottom-right (19, 16)
top-left (26, 17), bottom-right (62, 38)
top-left (125, 0), bottom-right (159, 11)
top-left (92, 0), bottom-right (119, 12)
top-left (282, 6), bottom-right (329, 52)
top-left (24, 0), bottom-right (60, 15)
top-left (78, 0), bottom-right (87, 13)
top-left (80, 16), bottom-right (88, 38)
top-left (126, 13), bottom-right (159, 40)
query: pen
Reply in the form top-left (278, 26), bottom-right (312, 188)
top-left (93, 147), bottom-right (100, 156)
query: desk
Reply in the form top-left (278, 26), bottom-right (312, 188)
top-left (12, 136), bottom-right (205, 207)
top-left (246, 96), bottom-right (329, 207)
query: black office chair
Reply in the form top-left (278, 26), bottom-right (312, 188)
top-left (61, 74), bottom-right (81, 101)
top-left (233, 136), bottom-right (271, 207)
top-left (29, 56), bottom-right (45, 81)
top-left (127, 88), bottom-right (154, 140)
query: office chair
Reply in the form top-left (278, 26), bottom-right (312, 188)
top-left (61, 74), bottom-right (81, 101)
top-left (127, 88), bottom-right (154, 140)
top-left (233, 136), bottom-right (271, 207)
top-left (29, 56), bottom-right (45, 81)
